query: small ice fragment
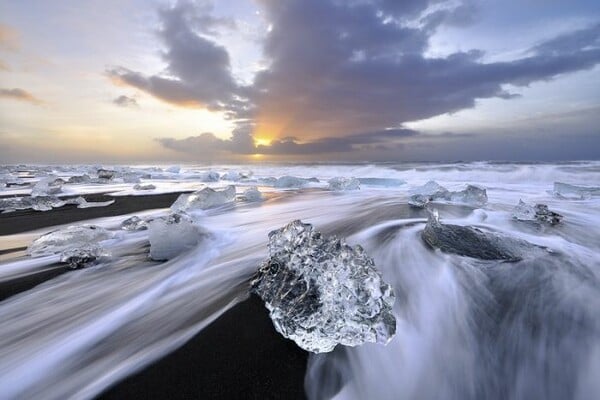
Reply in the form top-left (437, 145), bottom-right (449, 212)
top-left (252, 220), bottom-right (396, 353)
top-left (170, 186), bottom-right (236, 212)
top-left (199, 171), bottom-right (220, 182)
top-left (67, 196), bottom-right (115, 208)
top-left (553, 182), bottom-right (600, 200)
top-left (67, 174), bottom-right (91, 184)
top-left (60, 245), bottom-right (105, 269)
top-left (121, 215), bottom-right (148, 231)
top-left (97, 169), bottom-right (115, 180)
top-left (133, 183), bottom-right (156, 191)
top-left (28, 225), bottom-right (113, 258)
top-left (328, 177), bottom-right (360, 191)
top-left (242, 186), bottom-right (263, 201)
top-left (274, 176), bottom-right (309, 188)
top-left (512, 200), bottom-right (563, 225)
top-left (31, 177), bottom-right (63, 197)
top-left (449, 185), bottom-right (488, 207)
top-left (148, 213), bottom-right (207, 260)
top-left (221, 171), bottom-right (240, 181)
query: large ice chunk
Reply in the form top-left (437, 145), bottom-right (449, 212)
top-left (251, 220), bottom-right (396, 353)
top-left (422, 210), bottom-right (544, 261)
top-left (409, 182), bottom-right (487, 207)
top-left (28, 225), bottom-right (113, 258)
top-left (512, 200), bottom-right (563, 225)
top-left (553, 182), bottom-right (600, 200)
top-left (148, 213), bottom-right (207, 260)
top-left (170, 186), bottom-right (236, 212)
top-left (328, 177), bottom-right (360, 191)
top-left (410, 180), bottom-right (449, 197)
top-left (31, 177), bottom-right (64, 197)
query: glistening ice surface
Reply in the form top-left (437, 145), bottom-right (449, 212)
top-left (0, 161), bottom-right (599, 400)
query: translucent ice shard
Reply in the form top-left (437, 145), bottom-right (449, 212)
top-left (422, 210), bottom-right (544, 261)
top-left (121, 215), bottom-right (148, 231)
top-left (512, 200), bottom-right (563, 225)
top-left (449, 184), bottom-right (488, 206)
top-left (28, 225), bottom-right (114, 258)
top-left (170, 186), bottom-right (236, 212)
top-left (148, 213), bottom-right (208, 260)
top-left (328, 177), bottom-right (360, 191)
top-left (133, 183), bottom-right (156, 191)
top-left (242, 187), bottom-right (263, 201)
top-left (553, 182), bottom-right (600, 200)
top-left (60, 245), bottom-right (105, 269)
top-left (411, 180), bottom-right (449, 197)
top-left (31, 177), bottom-right (64, 197)
top-left (251, 220), bottom-right (396, 353)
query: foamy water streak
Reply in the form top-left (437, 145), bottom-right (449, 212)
top-left (0, 162), bottom-right (599, 399)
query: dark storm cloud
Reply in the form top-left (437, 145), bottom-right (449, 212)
top-left (0, 88), bottom-right (43, 105)
top-left (107, 0), bottom-right (250, 114)
top-left (112, 95), bottom-right (138, 108)
top-left (111, 0), bottom-right (600, 158)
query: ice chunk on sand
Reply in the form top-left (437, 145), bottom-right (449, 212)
top-left (133, 183), bottom-right (156, 191)
top-left (69, 196), bottom-right (115, 209)
top-left (408, 194), bottom-right (431, 208)
top-left (410, 180), bottom-right (449, 197)
top-left (148, 213), bottom-right (208, 260)
top-left (242, 187), bottom-right (263, 201)
top-left (422, 210), bottom-right (544, 261)
top-left (31, 177), bottom-right (64, 197)
top-left (28, 225), bottom-right (113, 258)
top-left (251, 220), bottom-right (396, 353)
top-left (60, 245), bottom-right (105, 269)
top-left (121, 215), bottom-right (148, 231)
top-left (170, 186), bottom-right (236, 212)
top-left (449, 184), bottom-right (488, 206)
top-left (512, 200), bottom-right (563, 225)
top-left (328, 177), bottom-right (360, 191)
top-left (553, 182), bottom-right (600, 200)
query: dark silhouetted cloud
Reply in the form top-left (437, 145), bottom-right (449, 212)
top-left (0, 88), bottom-right (43, 105)
top-left (110, 0), bottom-right (600, 159)
top-left (112, 95), bottom-right (138, 108)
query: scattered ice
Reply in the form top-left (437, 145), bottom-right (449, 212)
top-left (97, 169), bottom-right (115, 180)
top-left (199, 171), bottom-right (220, 182)
top-left (251, 220), bottom-right (396, 353)
top-left (328, 177), bottom-right (360, 191)
top-left (409, 182), bottom-right (487, 207)
top-left (31, 177), bottom-right (64, 197)
top-left (274, 176), bottom-right (309, 188)
top-left (512, 200), bottom-right (563, 225)
top-left (60, 245), bottom-right (105, 269)
top-left (133, 183), bottom-right (156, 191)
top-left (242, 187), bottom-right (263, 202)
top-left (170, 186), bottom-right (236, 212)
top-left (148, 213), bottom-right (208, 260)
top-left (221, 171), bottom-right (241, 181)
top-left (67, 174), bottom-right (91, 184)
top-left (422, 210), bottom-right (543, 261)
top-left (121, 215), bottom-right (148, 231)
top-left (28, 225), bottom-right (114, 258)
top-left (554, 182), bottom-right (600, 200)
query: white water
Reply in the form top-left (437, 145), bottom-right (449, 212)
top-left (0, 161), bottom-right (599, 399)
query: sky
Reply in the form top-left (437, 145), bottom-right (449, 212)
top-left (0, 0), bottom-right (599, 163)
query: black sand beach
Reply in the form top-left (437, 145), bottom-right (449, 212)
top-left (0, 192), bottom-right (309, 399)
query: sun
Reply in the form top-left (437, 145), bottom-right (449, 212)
top-left (254, 137), bottom-right (272, 147)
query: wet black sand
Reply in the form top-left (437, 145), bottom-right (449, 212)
top-left (0, 192), bottom-right (309, 399)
